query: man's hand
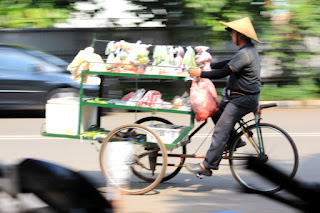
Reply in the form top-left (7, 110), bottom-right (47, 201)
top-left (189, 67), bottom-right (201, 78)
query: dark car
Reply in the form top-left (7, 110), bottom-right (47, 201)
top-left (0, 44), bottom-right (100, 110)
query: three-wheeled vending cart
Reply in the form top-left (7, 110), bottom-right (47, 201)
top-left (42, 39), bottom-right (299, 195)
top-left (42, 39), bottom-right (201, 195)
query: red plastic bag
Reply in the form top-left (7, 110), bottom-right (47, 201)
top-left (190, 78), bottom-right (219, 122)
top-left (122, 92), bottom-right (135, 100)
top-left (138, 90), bottom-right (162, 108)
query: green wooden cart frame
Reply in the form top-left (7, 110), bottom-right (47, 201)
top-left (41, 70), bottom-right (196, 149)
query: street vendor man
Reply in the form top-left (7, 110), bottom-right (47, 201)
top-left (186, 17), bottom-right (262, 176)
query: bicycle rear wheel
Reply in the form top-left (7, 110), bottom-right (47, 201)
top-left (229, 123), bottom-right (299, 193)
top-left (99, 124), bottom-right (167, 195)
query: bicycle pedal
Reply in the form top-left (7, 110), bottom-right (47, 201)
top-left (196, 173), bottom-right (204, 179)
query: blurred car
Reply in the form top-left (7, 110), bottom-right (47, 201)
top-left (0, 44), bottom-right (101, 110)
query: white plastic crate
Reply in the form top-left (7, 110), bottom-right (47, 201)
top-left (147, 124), bottom-right (188, 144)
top-left (45, 97), bottom-right (97, 135)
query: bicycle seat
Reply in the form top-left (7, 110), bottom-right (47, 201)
top-left (254, 102), bottom-right (277, 116)
top-left (259, 103), bottom-right (277, 109)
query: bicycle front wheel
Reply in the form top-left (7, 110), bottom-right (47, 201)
top-left (99, 124), bottom-right (167, 195)
top-left (229, 123), bottom-right (299, 193)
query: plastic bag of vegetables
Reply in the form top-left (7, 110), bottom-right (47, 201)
top-left (182, 46), bottom-right (196, 68)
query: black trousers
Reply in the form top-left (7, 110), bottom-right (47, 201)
top-left (203, 97), bottom-right (255, 170)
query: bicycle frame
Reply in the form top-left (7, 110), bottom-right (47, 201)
top-left (130, 103), bottom-right (280, 169)
top-left (166, 109), bottom-right (266, 161)
top-left (233, 104), bottom-right (277, 159)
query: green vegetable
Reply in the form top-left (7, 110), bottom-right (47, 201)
top-left (86, 98), bottom-right (108, 104)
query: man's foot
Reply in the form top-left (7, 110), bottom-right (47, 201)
top-left (185, 163), bottom-right (212, 176)
top-left (236, 140), bottom-right (246, 148)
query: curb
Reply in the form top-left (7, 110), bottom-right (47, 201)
top-left (260, 100), bottom-right (320, 108)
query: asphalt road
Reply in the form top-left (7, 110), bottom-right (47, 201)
top-left (0, 108), bottom-right (320, 213)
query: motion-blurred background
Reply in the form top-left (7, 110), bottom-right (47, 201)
top-left (1, 0), bottom-right (320, 103)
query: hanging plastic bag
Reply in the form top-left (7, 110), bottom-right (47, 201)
top-left (105, 41), bottom-right (115, 55)
top-left (88, 53), bottom-right (107, 72)
top-left (190, 78), bottom-right (219, 122)
top-left (195, 46), bottom-right (212, 71)
top-left (67, 47), bottom-right (107, 83)
top-left (67, 47), bottom-right (94, 81)
top-left (182, 46), bottom-right (197, 68)
top-left (106, 52), bottom-right (115, 70)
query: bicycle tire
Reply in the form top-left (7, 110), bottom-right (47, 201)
top-left (229, 123), bottom-right (299, 193)
top-left (99, 124), bottom-right (167, 195)
top-left (134, 116), bottom-right (186, 182)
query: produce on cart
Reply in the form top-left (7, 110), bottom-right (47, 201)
top-left (67, 40), bottom-right (198, 77)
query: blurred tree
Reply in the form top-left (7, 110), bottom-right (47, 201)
top-left (0, 0), bottom-right (90, 28)
top-left (184, 0), bottom-right (269, 45)
top-left (127, 0), bottom-right (196, 27)
top-left (129, 0), bottom-right (320, 87)
top-left (261, 0), bottom-right (320, 85)
top-left (291, 0), bottom-right (320, 89)
top-left (128, 0), bottom-right (268, 43)
top-left (2, 0), bottom-right (319, 88)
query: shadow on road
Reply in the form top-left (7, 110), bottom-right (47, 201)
top-left (0, 110), bottom-right (45, 118)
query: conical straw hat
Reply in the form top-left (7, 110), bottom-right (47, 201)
top-left (220, 17), bottom-right (261, 43)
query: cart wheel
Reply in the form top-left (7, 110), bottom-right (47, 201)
top-left (135, 116), bottom-right (186, 182)
top-left (99, 124), bottom-right (167, 195)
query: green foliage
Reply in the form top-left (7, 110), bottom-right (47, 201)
top-left (0, 0), bottom-right (81, 28)
top-left (182, 0), bottom-right (269, 43)
top-left (259, 77), bottom-right (320, 101)
top-left (260, 84), bottom-right (320, 100)
top-left (184, 0), bottom-right (320, 87)
top-left (289, 0), bottom-right (320, 36)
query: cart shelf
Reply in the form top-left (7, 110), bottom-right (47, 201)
top-left (42, 132), bottom-right (107, 141)
top-left (81, 70), bottom-right (192, 114)
top-left (83, 99), bottom-right (191, 114)
top-left (84, 70), bottom-right (189, 80)
top-left (42, 127), bottom-right (110, 141)
top-left (42, 129), bottom-right (190, 149)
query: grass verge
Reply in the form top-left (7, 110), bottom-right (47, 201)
top-left (260, 82), bottom-right (320, 101)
